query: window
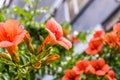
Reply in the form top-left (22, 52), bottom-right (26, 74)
top-left (77, 0), bottom-right (89, 11)
top-left (0, 0), bottom-right (13, 8)
top-left (67, 0), bottom-right (75, 20)
top-left (64, 0), bottom-right (89, 22)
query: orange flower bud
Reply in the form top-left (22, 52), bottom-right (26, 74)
top-left (27, 43), bottom-right (34, 53)
top-left (37, 40), bottom-right (51, 54)
top-left (0, 52), bottom-right (12, 60)
top-left (28, 61), bottom-right (41, 71)
top-left (24, 31), bottom-right (31, 44)
top-left (43, 54), bottom-right (60, 65)
top-left (37, 43), bottom-right (44, 54)
top-left (32, 61), bottom-right (41, 69)
top-left (24, 31), bottom-right (34, 53)
top-left (12, 52), bottom-right (20, 63)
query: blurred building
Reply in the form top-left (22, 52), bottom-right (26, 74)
top-left (50, 0), bottom-right (120, 31)
top-left (1, 0), bottom-right (120, 31)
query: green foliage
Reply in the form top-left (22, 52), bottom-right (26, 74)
top-left (77, 32), bottom-right (88, 42)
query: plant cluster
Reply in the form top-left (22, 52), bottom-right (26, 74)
top-left (0, 18), bottom-right (72, 80)
top-left (62, 22), bottom-right (120, 80)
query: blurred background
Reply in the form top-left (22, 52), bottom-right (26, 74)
top-left (0, 0), bottom-right (120, 31)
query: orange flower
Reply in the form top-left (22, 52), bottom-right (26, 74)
top-left (107, 70), bottom-right (116, 80)
top-left (116, 35), bottom-right (120, 47)
top-left (85, 38), bottom-right (103, 55)
top-left (113, 23), bottom-right (120, 33)
top-left (69, 35), bottom-right (79, 43)
top-left (93, 30), bottom-right (105, 41)
top-left (62, 69), bottom-right (80, 80)
top-left (44, 18), bottom-right (72, 50)
top-left (90, 59), bottom-right (110, 76)
top-left (104, 32), bottom-right (116, 48)
top-left (0, 20), bottom-right (27, 59)
top-left (73, 59), bottom-right (91, 74)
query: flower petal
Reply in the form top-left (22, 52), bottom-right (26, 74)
top-left (85, 47), bottom-right (98, 55)
top-left (46, 28), bottom-right (56, 41)
top-left (0, 23), bottom-right (7, 41)
top-left (73, 66), bottom-right (83, 74)
top-left (3, 20), bottom-right (20, 41)
top-left (0, 41), bottom-right (13, 48)
top-left (62, 76), bottom-right (69, 80)
top-left (93, 30), bottom-right (105, 38)
top-left (102, 64), bottom-right (110, 73)
top-left (65, 69), bottom-right (77, 78)
top-left (46, 18), bottom-right (63, 38)
top-left (91, 59), bottom-right (98, 67)
top-left (13, 30), bottom-right (27, 45)
top-left (98, 59), bottom-right (105, 67)
top-left (55, 37), bottom-right (72, 50)
top-left (96, 70), bottom-right (106, 76)
top-left (113, 23), bottom-right (120, 33)
top-left (89, 67), bottom-right (96, 74)
top-left (46, 18), bottom-right (58, 33)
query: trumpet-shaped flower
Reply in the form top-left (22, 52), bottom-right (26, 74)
top-left (44, 18), bottom-right (72, 50)
top-left (104, 32), bottom-right (116, 48)
top-left (85, 38), bottom-right (103, 55)
top-left (107, 70), bottom-right (116, 80)
top-left (62, 69), bottom-right (80, 80)
top-left (90, 59), bottom-right (110, 76)
top-left (73, 59), bottom-right (91, 74)
top-left (0, 20), bottom-right (27, 57)
top-left (93, 30), bottom-right (105, 41)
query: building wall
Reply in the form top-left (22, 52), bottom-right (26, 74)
top-left (71, 0), bottom-right (120, 31)
top-left (6, 0), bottom-right (120, 31)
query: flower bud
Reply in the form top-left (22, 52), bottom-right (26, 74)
top-left (37, 42), bottom-right (46, 54)
top-left (32, 61), bottom-right (41, 69)
top-left (39, 35), bottom-right (44, 42)
top-left (24, 31), bottom-right (34, 53)
top-left (28, 61), bottom-right (41, 71)
top-left (0, 52), bottom-right (12, 60)
top-left (43, 54), bottom-right (60, 65)
top-left (11, 52), bottom-right (20, 63)
top-left (24, 31), bottom-right (31, 44)
top-left (37, 41), bottom-right (52, 54)
top-left (27, 43), bottom-right (34, 53)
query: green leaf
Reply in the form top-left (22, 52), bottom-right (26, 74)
top-left (51, 47), bottom-right (59, 54)
top-left (26, 72), bottom-right (30, 80)
top-left (0, 63), bottom-right (5, 72)
top-left (9, 66), bottom-right (15, 73)
top-left (2, 73), bottom-right (10, 80)
top-left (80, 74), bottom-right (86, 79)
top-left (77, 32), bottom-right (87, 42)
top-left (61, 21), bottom-right (71, 30)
